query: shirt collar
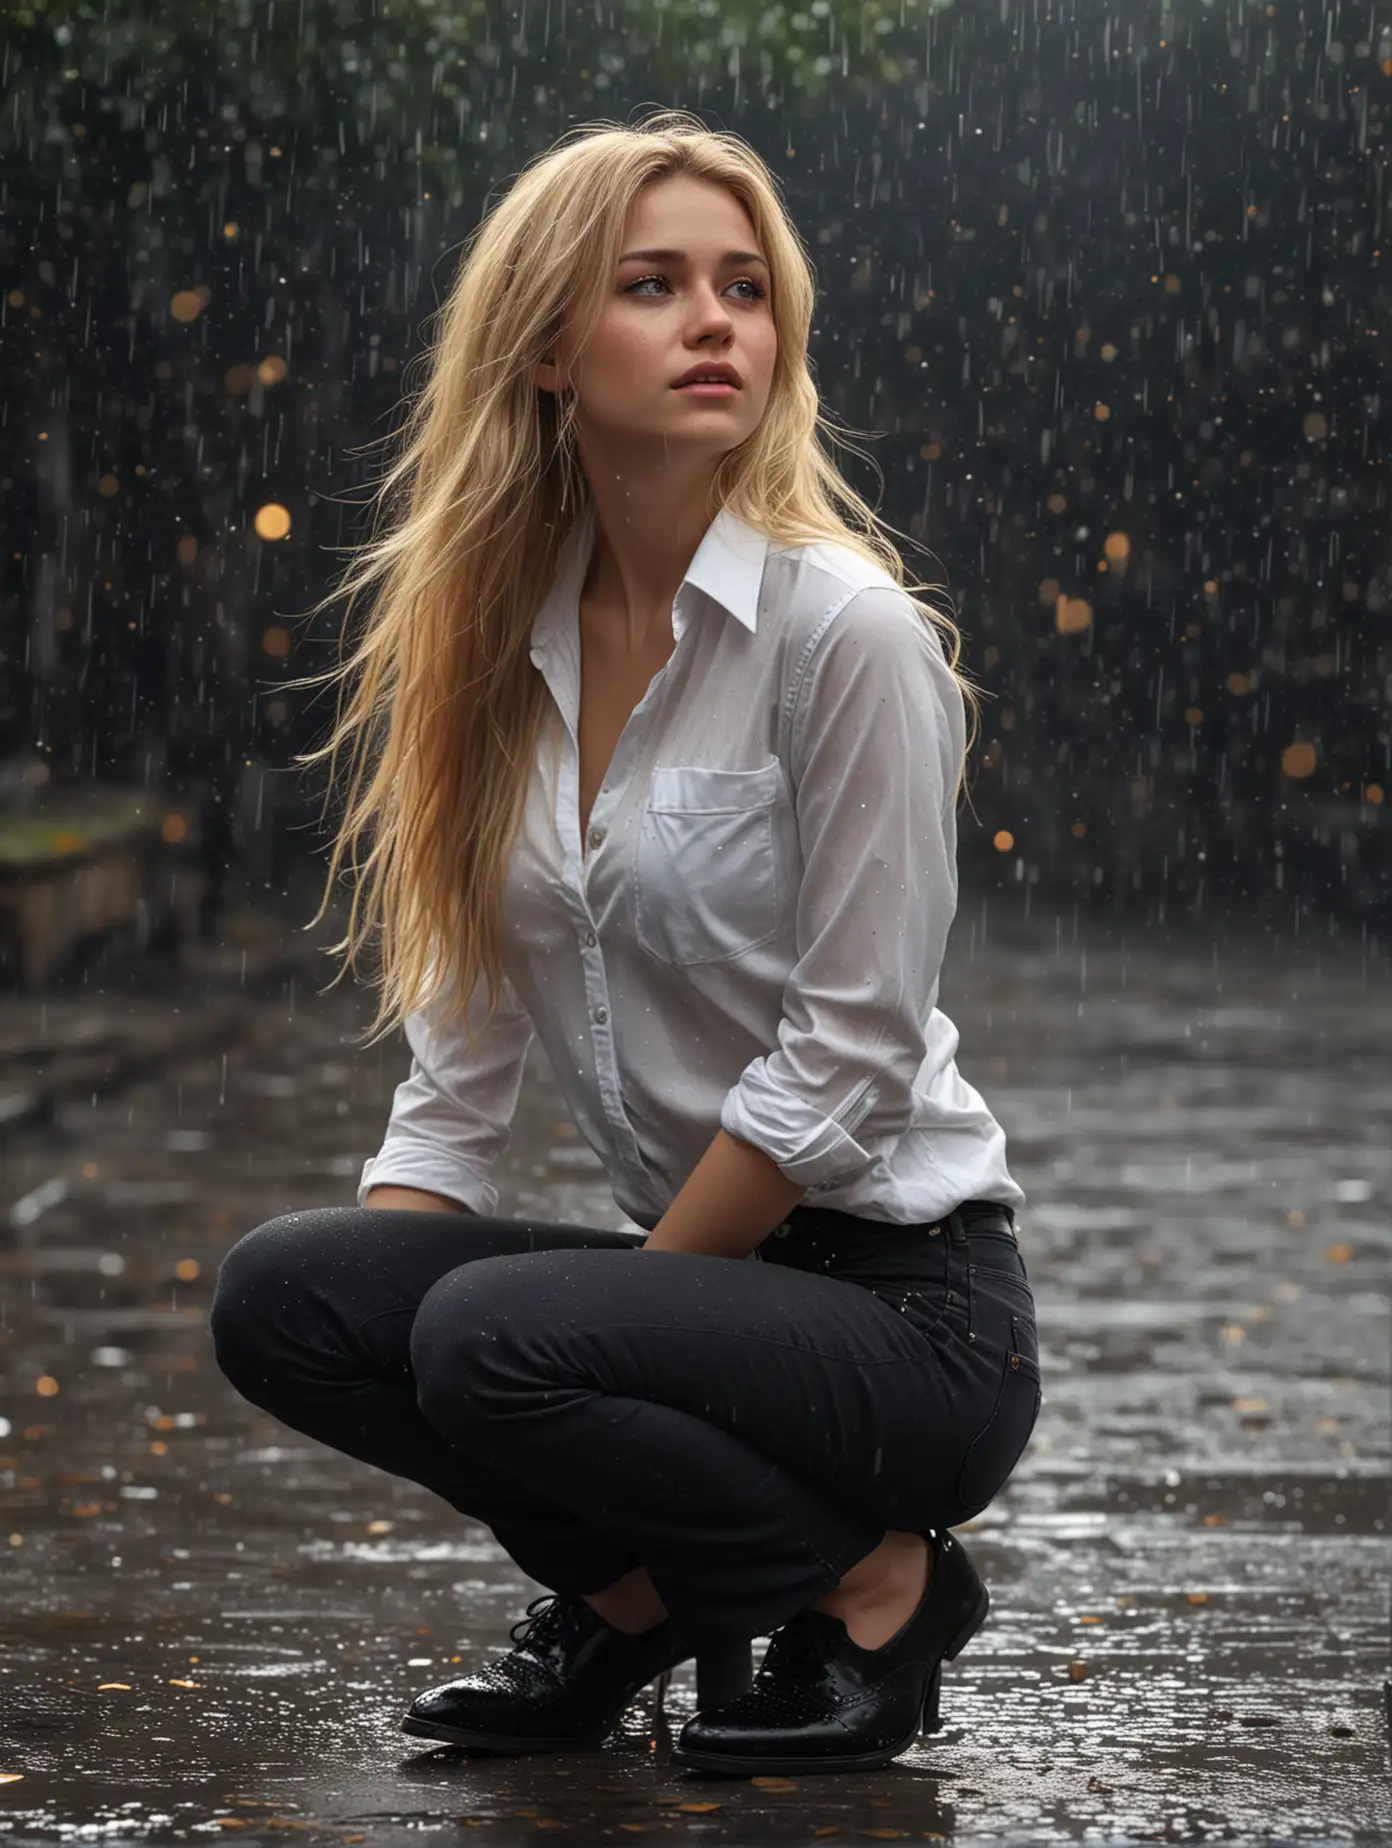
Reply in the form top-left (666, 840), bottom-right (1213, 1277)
top-left (529, 498), bottom-right (769, 664)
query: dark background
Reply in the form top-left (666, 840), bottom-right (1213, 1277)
top-left (1, 0), bottom-right (1387, 946)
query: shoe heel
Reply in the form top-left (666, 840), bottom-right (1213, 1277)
top-left (695, 1638), bottom-right (753, 1708)
top-left (652, 1667), bottom-right (673, 1716)
top-left (919, 1661), bottom-right (943, 1735)
top-left (919, 1582), bottom-right (990, 1737)
top-left (943, 1583), bottom-right (990, 1660)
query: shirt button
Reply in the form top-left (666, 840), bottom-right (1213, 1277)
top-left (593, 1006), bottom-right (608, 1024)
top-left (588, 826), bottom-right (605, 849)
top-left (583, 929), bottom-right (597, 947)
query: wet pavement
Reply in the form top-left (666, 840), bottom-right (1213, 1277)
top-left (1, 872), bottom-right (1388, 1846)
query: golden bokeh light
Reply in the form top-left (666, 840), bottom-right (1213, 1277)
top-left (993, 830), bottom-right (1015, 853)
top-left (254, 503), bottom-right (291, 541)
top-left (1280, 741), bottom-right (1317, 779)
top-left (256, 355), bottom-right (288, 386)
top-left (1055, 597), bottom-right (1092, 634)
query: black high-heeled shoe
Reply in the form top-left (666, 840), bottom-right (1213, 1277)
top-left (400, 1592), bottom-right (753, 1753)
top-left (669, 1528), bottom-right (989, 1776)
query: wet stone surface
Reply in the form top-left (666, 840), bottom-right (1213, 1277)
top-left (0, 887), bottom-right (1388, 1845)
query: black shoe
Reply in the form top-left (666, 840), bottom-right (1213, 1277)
top-left (669, 1528), bottom-right (989, 1776)
top-left (401, 1592), bottom-right (744, 1754)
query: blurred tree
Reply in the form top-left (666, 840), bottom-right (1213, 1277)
top-left (0, 0), bottom-right (1386, 939)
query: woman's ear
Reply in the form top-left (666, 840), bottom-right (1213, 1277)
top-left (535, 354), bottom-right (566, 397)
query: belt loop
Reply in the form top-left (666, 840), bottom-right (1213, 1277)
top-left (945, 1207), bottom-right (969, 1246)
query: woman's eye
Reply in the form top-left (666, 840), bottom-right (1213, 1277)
top-left (625, 274), bottom-right (765, 301)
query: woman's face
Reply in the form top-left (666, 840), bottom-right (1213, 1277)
top-left (539, 173), bottom-right (778, 467)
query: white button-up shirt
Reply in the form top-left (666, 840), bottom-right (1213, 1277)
top-left (359, 498), bottom-right (1025, 1232)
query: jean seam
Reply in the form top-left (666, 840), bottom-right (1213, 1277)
top-left (353, 1305), bottom-right (419, 1350)
top-left (557, 1321), bottom-right (935, 1368)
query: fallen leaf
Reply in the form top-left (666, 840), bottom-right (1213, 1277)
top-left (1325, 1244), bottom-right (1353, 1263)
top-left (676, 1802), bottom-right (723, 1813)
top-left (1067, 1661), bottom-right (1087, 1680)
top-left (1187, 1592), bottom-right (1211, 1606)
top-left (169, 1678), bottom-right (201, 1688)
top-left (0, 1776), bottom-right (25, 1786)
top-left (97, 1683), bottom-right (133, 1691)
top-left (750, 1776), bottom-right (798, 1790)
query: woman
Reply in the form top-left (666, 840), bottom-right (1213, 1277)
top-left (210, 110), bottom-right (1042, 1778)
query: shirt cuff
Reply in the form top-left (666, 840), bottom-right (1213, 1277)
top-left (357, 1150), bottom-right (497, 1216)
top-left (719, 1067), bottom-right (876, 1189)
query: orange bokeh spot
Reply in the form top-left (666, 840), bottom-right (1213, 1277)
top-left (254, 503), bottom-right (291, 542)
top-left (1281, 742), bottom-right (1317, 780)
top-left (1055, 597), bottom-right (1092, 635)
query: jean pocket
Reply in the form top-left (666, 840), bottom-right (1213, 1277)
top-left (955, 1311), bottom-right (1043, 1520)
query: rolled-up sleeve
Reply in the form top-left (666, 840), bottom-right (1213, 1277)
top-left (357, 965), bottom-right (536, 1214)
top-left (719, 585), bottom-right (965, 1189)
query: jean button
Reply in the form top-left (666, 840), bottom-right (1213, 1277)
top-left (772, 1221), bottom-right (792, 1238)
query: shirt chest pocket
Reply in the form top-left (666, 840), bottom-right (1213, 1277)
top-left (635, 758), bottom-right (788, 967)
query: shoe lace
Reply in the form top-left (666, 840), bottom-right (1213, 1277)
top-left (507, 1592), bottom-right (569, 1652)
top-left (756, 1610), bottom-right (830, 1685)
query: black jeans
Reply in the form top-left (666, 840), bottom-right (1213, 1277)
top-left (209, 1200), bottom-right (1042, 1644)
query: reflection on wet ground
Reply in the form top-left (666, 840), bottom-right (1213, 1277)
top-left (1, 888), bottom-right (1388, 1844)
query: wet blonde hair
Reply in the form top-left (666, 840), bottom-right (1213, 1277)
top-left (287, 108), bottom-right (982, 1052)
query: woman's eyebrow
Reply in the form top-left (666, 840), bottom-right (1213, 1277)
top-left (618, 247), bottom-right (770, 268)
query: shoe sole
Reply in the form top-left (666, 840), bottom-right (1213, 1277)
top-left (670, 1582), bottom-right (991, 1776)
top-left (401, 1711), bottom-right (611, 1753)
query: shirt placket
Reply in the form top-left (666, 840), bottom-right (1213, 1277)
top-left (551, 606), bottom-right (689, 1208)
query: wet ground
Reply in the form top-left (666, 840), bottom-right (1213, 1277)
top-left (1, 868), bottom-right (1388, 1846)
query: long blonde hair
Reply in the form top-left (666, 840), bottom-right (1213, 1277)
top-left (286, 108), bottom-right (982, 1053)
